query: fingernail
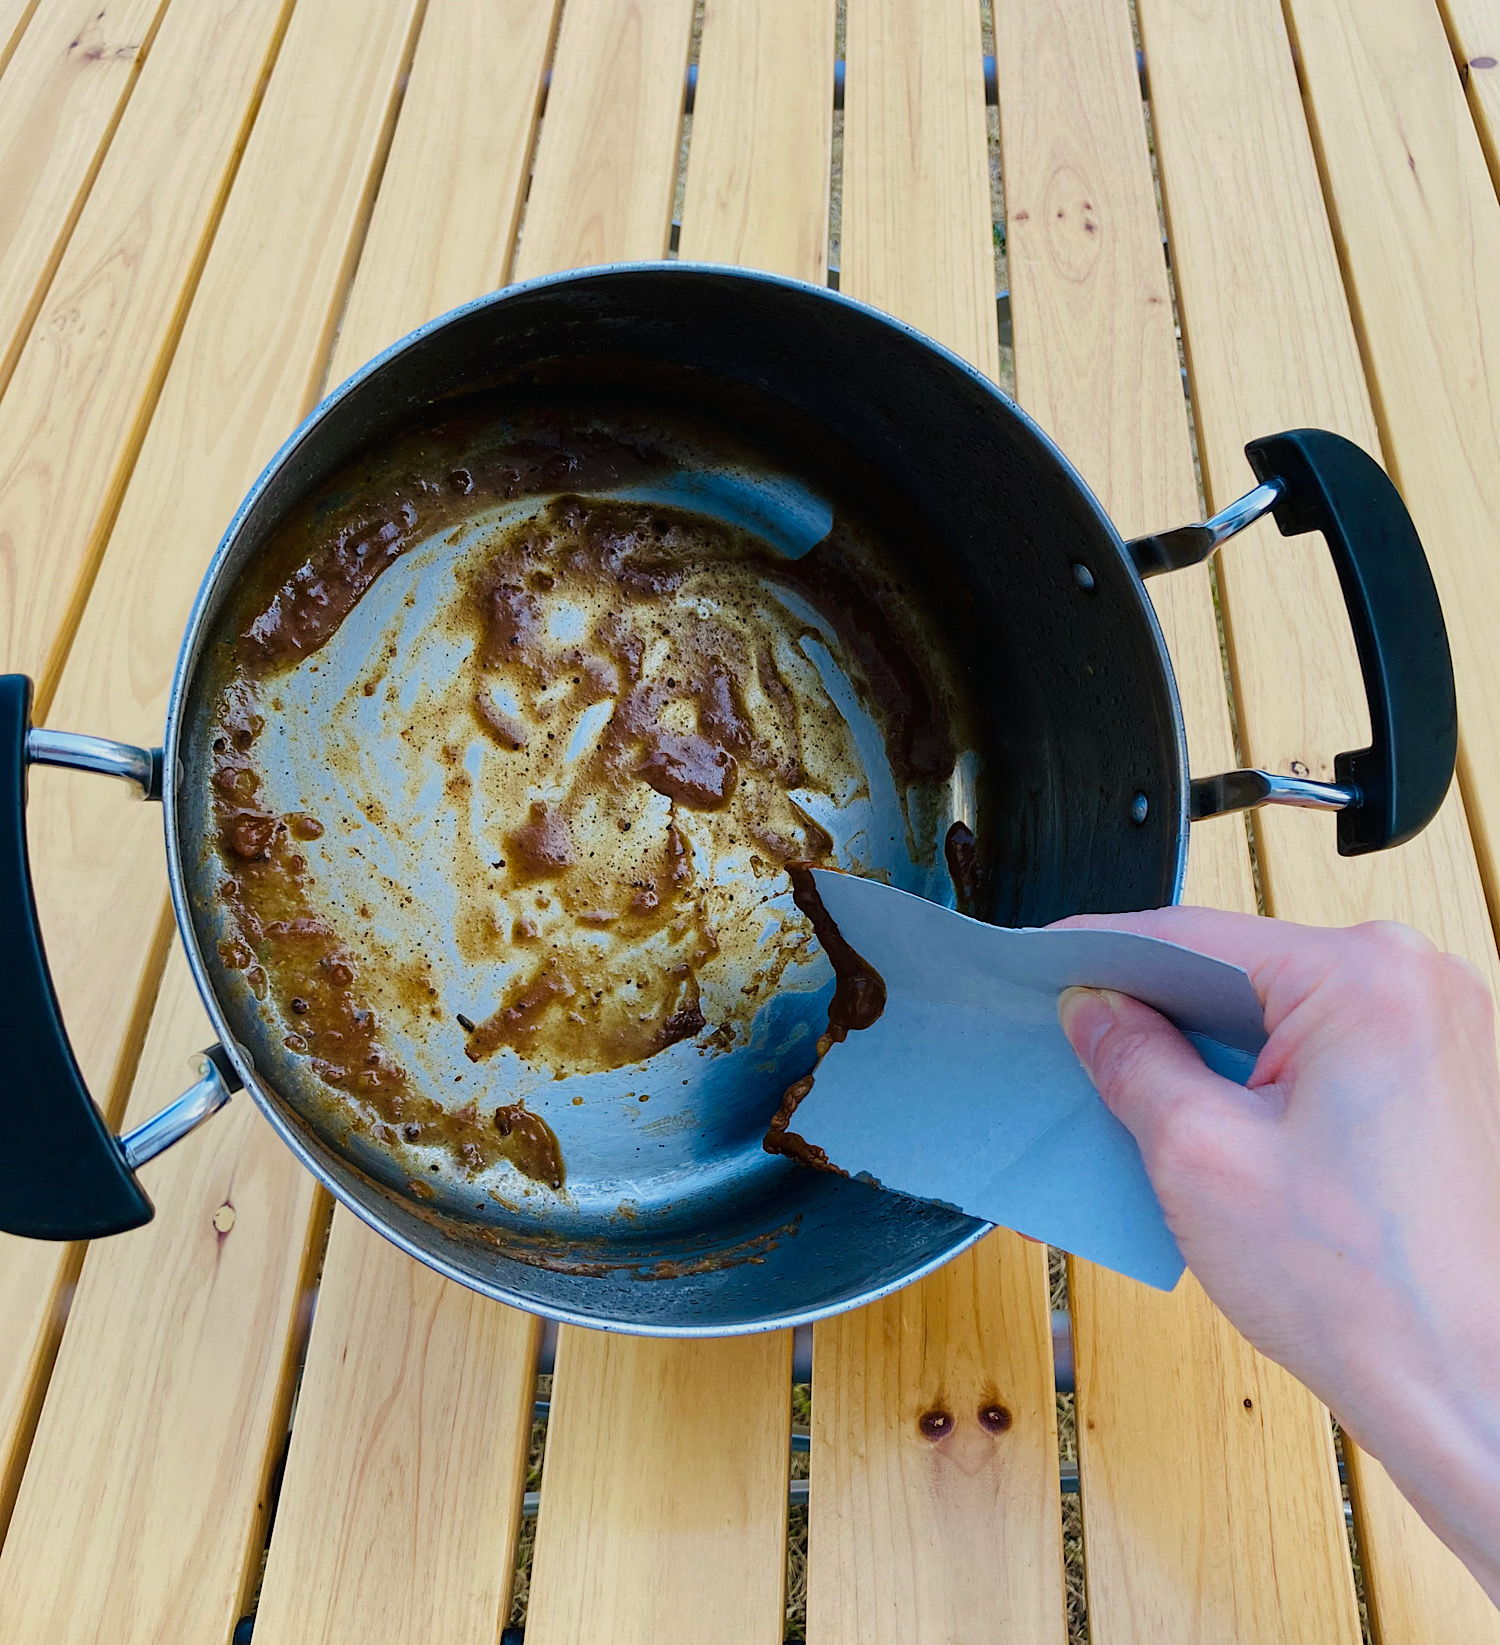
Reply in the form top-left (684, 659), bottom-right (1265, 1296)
top-left (1057, 986), bottom-right (1117, 1070)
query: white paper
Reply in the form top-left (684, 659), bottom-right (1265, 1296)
top-left (792, 871), bottom-right (1268, 1291)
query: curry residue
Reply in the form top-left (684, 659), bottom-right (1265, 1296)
top-left (762, 864), bottom-right (888, 1173)
top-left (203, 402), bottom-right (972, 1204)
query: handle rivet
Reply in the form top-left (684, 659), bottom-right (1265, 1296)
top-left (1130, 791), bottom-right (1149, 825)
top-left (1071, 562), bottom-right (1095, 590)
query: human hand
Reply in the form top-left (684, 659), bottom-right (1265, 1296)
top-left (1055, 907), bottom-right (1500, 1603)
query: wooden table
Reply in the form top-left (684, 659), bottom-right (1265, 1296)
top-left (1, 0), bottom-right (1499, 1639)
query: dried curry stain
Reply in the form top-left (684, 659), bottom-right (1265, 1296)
top-left (439, 495), bottom-right (842, 1075)
top-left (763, 863), bottom-right (888, 1173)
top-left (944, 819), bottom-right (979, 914)
top-left (206, 403), bottom-right (968, 1203)
top-left (208, 682), bottom-right (562, 1189)
top-left (495, 1102), bottom-right (565, 1190)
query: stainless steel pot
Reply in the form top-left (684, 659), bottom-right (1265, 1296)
top-left (0, 264), bottom-right (1455, 1335)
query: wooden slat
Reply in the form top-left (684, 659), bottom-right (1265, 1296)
top-left (1439, 0), bottom-right (1500, 195)
top-left (248, 5), bottom-right (561, 1640)
top-left (512, 0), bottom-right (697, 278)
top-left (522, 5), bottom-right (818, 1641)
top-left (0, 1246), bottom-right (79, 1547)
top-left (810, 1238), bottom-right (1061, 1642)
top-left (1139, 0), bottom-right (1500, 1022)
top-left (1346, 1468), bottom-right (1500, 1645)
top-left (0, 954), bottom-right (327, 1641)
top-left (994, 3), bottom-right (1360, 1641)
top-left (0, 0), bottom-right (296, 1554)
top-left (678, 0), bottom-right (835, 281)
top-left (840, 0), bottom-right (997, 380)
top-left (1281, 0), bottom-right (1500, 932)
top-left (0, 0), bottom-right (41, 78)
top-left (251, 1219), bottom-right (541, 1645)
top-left (804, 5), bottom-right (1062, 1643)
top-left (0, 0), bottom-right (167, 397)
top-left (0, 0), bottom-right (294, 696)
top-left (331, 0), bottom-right (561, 375)
top-left (1274, 5), bottom-right (1500, 1630)
top-left (0, 0), bottom-right (428, 1611)
top-left (528, 1334), bottom-right (794, 1645)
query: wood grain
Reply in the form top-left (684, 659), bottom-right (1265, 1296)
top-left (678, 0), bottom-right (836, 282)
top-left (331, 0), bottom-right (561, 385)
top-left (0, 949), bottom-right (328, 1644)
top-left (996, 0), bottom-right (1365, 1639)
top-left (0, 0), bottom-right (294, 695)
top-left (512, 0), bottom-right (697, 279)
top-left (807, 6), bottom-right (1063, 1642)
top-left (29, 0), bottom-right (424, 1126)
top-left (1439, 0), bottom-right (1500, 197)
top-left (0, 1233), bottom-right (82, 1545)
top-left (0, 0), bottom-right (166, 399)
top-left (1228, 5), bottom-right (1500, 1633)
top-left (1102, 0), bottom-right (1500, 1635)
top-left (251, 1218), bottom-right (541, 1645)
top-left (1141, 0), bottom-right (1499, 990)
top-left (247, 5), bottom-right (562, 1640)
top-left (526, 1333), bottom-right (794, 1645)
top-left (0, 0), bottom-right (41, 79)
top-left (841, 0), bottom-right (997, 379)
top-left (809, 1236), bottom-right (1063, 1643)
top-left (1074, 1272), bottom-right (1358, 1645)
top-left (1344, 1446), bottom-right (1500, 1645)
top-left (0, 0), bottom-right (426, 1604)
top-left (520, 5), bottom-right (828, 1639)
top-left (1281, 0), bottom-right (1500, 940)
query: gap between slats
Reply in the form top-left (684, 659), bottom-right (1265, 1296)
top-left (1120, 1), bottom-right (1369, 1635)
top-left (0, 0), bottom-right (175, 407)
top-left (0, 0), bottom-right (42, 80)
top-left (25, 0), bottom-right (302, 721)
top-left (0, 0), bottom-right (436, 1618)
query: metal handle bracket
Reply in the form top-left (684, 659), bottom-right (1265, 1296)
top-left (27, 728), bottom-right (163, 799)
top-left (1127, 479), bottom-right (1284, 577)
top-left (1191, 768), bottom-right (1359, 822)
top-left (118, 1047), bottom-right (243, 1172)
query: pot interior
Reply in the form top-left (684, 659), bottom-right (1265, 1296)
top-left (171, 268), bottom-right (1184, 1332)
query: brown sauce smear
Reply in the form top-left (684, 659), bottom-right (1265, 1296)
top-left (237, 425), bottom-right (668, 671)
top-left (777, 536), bottom-right (955, 784)
top-left (208, 681), bottom-right (562, 1189)
top-left (505, 802), bottom-right (577, 879)
top-left (763, 864), bottom-right (887, 1172)
top-left (944, 819), bottom-right (978, 914)
top-left (204, 398), bottom-right (973, 1205)
top-left (495, 1102), bottom-right (566, 1190)
top-left (425, 495), bottom-right (835, 1075)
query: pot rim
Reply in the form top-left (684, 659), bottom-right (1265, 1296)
top-left (160, 261), bottom-right (1188, 1335)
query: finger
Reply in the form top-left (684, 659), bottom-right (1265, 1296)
top-left (1057, 985), bottom-right (1251, 1151)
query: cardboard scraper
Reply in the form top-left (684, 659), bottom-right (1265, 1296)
top-left (786, 870), bottom-right (1269, 1290)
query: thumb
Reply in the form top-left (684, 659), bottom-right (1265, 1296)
top-left (1057, 986), bottom-right (1248, 1155)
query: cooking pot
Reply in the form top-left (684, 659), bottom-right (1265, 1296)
top-left (0, 264), bottom-right (1455, 1334)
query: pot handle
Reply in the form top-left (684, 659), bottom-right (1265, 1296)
top-left (0, 674), bottom-right (240, 1241)
top-left (1128, 429), bottom-right (1457, 857)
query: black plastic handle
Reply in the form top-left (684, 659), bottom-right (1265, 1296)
top-left (0, 675), bottom-right (154, 1239)
top-left (1245, 430), bottom-right (1457, 856)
